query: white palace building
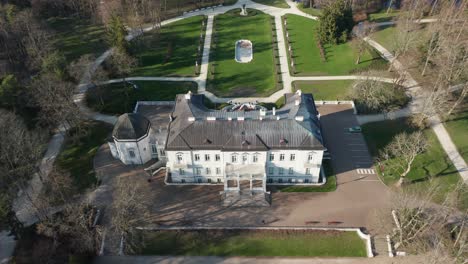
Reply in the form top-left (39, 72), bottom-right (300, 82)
top-left (108, 90), bottom-right (326, 196)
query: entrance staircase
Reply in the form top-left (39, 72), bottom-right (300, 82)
top-left (222, 190), bottom-right (271, 207)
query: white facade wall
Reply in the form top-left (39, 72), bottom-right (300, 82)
top-left (112, 129), bottom-right (159, 165)
top-left (266, 150), bottom-right (323, 183)
top-left (167, 149), bottom-right (323, 184)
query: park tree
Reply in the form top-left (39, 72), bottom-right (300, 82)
top-left (111, 177), bottom-right (148, 254)
top-left (106, 14), bottom-right (128, 53)
top-left (317, 0), bottom-right (353, 44)
top-left (30, 73), bottom-right (80, 129)
top-left (379, 131), bottom-right (428, 187)
top-left (349, 75), bottom-right (407, 113)
top-left (351, 21), bottom-right (375, 64)
top-left (0, 74), bottom-right (18, 107)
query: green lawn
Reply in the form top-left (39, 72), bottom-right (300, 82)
top-left (46, 17), bottom-right (108, 62)
top-left (285, 14), bottom-right (387, 76)
top-left (130, 16), bottom-right (205, 77)
top-left (362, 118), bottom-right (467, 209)
top-left (298, 5), bottom-right (322, 16)
top-left (445, 109), bottom-right (468, 163)
top-left (368, 10), bottom-right (400, 23)
top-left (293, 80), bottom-right (354, 100)
top-left (86, 81), bottom-right (197, 114)
top-left (137, 230), bottom-right (367, 257)
top-left (273, 160), bottom-right (337, 192)
top-left (57, 121), bottom-right (112, 191)
top-left (208, 9), bottom-right (278, 97)
top-left (371, 26), bottom-right (397, 52)
top-left (251, 0), bottom-right (290, 8)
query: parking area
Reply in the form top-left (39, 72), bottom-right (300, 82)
top-left (318, 104), bottom-right (381, 185)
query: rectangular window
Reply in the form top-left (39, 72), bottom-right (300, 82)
top-left (129, 149), bottom-right (136, 158)
top-left (206, 168), bottom-right (211, 175)
top-left (269, 154), bottom-right (274, 161)
top-left (208, 178), bottom-right (212, 183)
top-left (205, 154), bottom-right (210, 161)
top-left (279, 168), bottom-right (284, 175)
top-left (280, 154), bottom-right (285, 161)
top-left (268, 167), bottom-right (274, 175)
top-left (215, 154), bottom-right (220, 161)
top-left (151, 145), bottom-right (157, 154)
top-left (194, 154), bottom-right (200, 161)
top-left (179, 168), bottom-right (185, 175)
top-left (177, 154), bottom-right (183, 163)
top-left (231, 155), bottom-right (237, 163)
top-left (217, 178), bottom-right (221, 183)
top-left (305, 179), bottom-right (309, 183)
top-left (288, 178), bottom-right (292, 183)
top-left (196, 168), bottom-right (202, 175)
top-left (216, 167), bottom-right (221, 175)
top-left (288, 168), bottom-right (294, 174)
top-left (197, 178), bottom-right (202, 183)
top-left (278, 178), bottom-right (283, 183)
top-left (308, 153), bottom-right (313, 162)
top-left (306, 168), bottom-right (311, 175)
top-left (290, 154), bottom-right (295, 161)
top-left (181, 179), bottom-right (186, 183)
top-left (267, 178), bottom-right (273, 183)
top-left (253, 154), bottom-right (258, 163)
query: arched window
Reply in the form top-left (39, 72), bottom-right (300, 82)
top-left (252, 153), bottom-right (259, 163)
top-left (242, 153), bottom-right (249, 164)
top-left (176, 152), bottom-right (183, 164)
top-left (231, 153), bottom-right (238, 163)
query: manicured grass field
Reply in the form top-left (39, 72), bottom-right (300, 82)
top-left (130, 16), bottom-right (205, 77)
top-left (293, 80), bottom-right (354, 100)
top-left (445, 108), bottom-right (468, 163)
top-left (274, 160), bottom-right (337, 192)
top-left (371, 26), bottom-right (397, 52)
top-left (47, 17), bottom-right (108, 62)
top-left (86, 81), bottom-right (197, 114)
top-left (368, 10), bottom-right (400, 23)
top-left (57, 121), bottom-right (112, 191)
top-left (298, 5), bottom-right (322, 16)
top-left (208, 9), bottom-right (278, 97)
top-left (362, 118), bottom-right (467, 209)
top-left (137, 230), bottom-right (367, 257)
top-left (251, 0), bottom-right (290, 8)
top-left (284, 15), bottom-right (386, 76)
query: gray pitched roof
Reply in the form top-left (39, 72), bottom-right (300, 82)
top-left (113, 113), bottom-right (150, 140)
top-left (165, 92), bottom-right (325, 151)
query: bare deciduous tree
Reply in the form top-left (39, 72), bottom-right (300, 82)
top-left (111, 177), bottom-right (148, 254)
top-left (379, 131), bottom-right (428, 187)
top-left (352, 21), bottom-right (375, 65)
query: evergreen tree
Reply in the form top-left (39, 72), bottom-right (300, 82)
top-left (317, 0), bottom-right (354, 45)
top-left (106, 14), bottom-right (128, 53)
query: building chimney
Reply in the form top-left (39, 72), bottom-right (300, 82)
top-left (228, 117), bottom-right (232, 121)
top-left (206, 117), bottom-right (216, 121)
top-left (296, 89), bottom-right (302, 96)
top-left (295, 99), bottom-right (300, 106)
top-left (237, 116), bottom-right (245, 121)
top-left (295, 116), bottom-right (304, 121)
top-left (272, 107), bottom-right (276, 116)
top-left (260, 108), bottom-right (266, 116)
top-left (188, 116), bottom-right (195, 122)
